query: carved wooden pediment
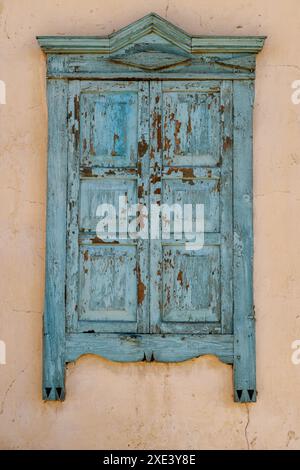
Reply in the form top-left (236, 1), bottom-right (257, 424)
top-left (37, 12), bottom-right (265, 56)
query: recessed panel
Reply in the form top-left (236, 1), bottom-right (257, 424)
top-left (162, 245), bottom-right (220, 322)
top-left (79, 179), bottom-right (137, 233)
top-left (79, 245), bottom-right (137, 322)
top-left (162, 177), bottom-right (220, 234)
top-left (162, 90), bottom-right (220, 167)
top-left (80, 91), bottom-right (138, 167)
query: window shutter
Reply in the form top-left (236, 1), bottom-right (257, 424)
top-left (37, 13), bottom-right (265, 402)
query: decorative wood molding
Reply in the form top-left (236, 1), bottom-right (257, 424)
top-left (65, 334), bottom-right (234, 365)
top-left (37, 12), bottom-right (266, 55)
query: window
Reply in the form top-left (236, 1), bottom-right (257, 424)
top-left (38, 13), bottom-right (265, 402)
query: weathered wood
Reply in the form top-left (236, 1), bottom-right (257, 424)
top-left (39, 14), bottom-right (264, 401)
top-left (149, 80), bottom-right (233, 336)
top-left (66, 81), bottom-right (150, 335)
top-left (38, 13), bottom-right (264, 82)
top-left (45, 53), bottom-right (258, 80)
top-left (66, 333), bottom-right (234, 364)
top-left (65, 80), bottom-right (80, 333)
top-left (149, 81), bottom-right (163, 334)
top-left (233, 80), bottom-right (256, 402)
top-left (220, 81), bottom-right (233, 334)
top-left (37, 13), bottom-right (265, 54)
top-left (136, 81), bottom-right (150, 333)
top-left (43, 80), bottom-right (68, 401)
top-left (47, 72), bottom-right (257, 80)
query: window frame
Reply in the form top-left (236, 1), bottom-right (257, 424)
top-left (38, 13), bottom-right (265, 402)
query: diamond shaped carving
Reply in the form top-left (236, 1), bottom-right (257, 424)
top-left (110, 51), bottom-right (191, 71)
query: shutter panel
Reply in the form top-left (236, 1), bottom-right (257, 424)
top-left (149, 81), bottom-right (233, 334)
top-left (66, 81), bottom-right (150, 334)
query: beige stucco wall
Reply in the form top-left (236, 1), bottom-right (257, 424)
top-left (0, 0), bottom-right (300, 450)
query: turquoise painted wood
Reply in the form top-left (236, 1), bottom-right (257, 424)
top-left (38, 13), bottom-right (265, 402)
top-left (149, 80), bottom-right (233, 335)
top-left (66, 81), bottom-right (150, 334)
top-left (233, 81), bottom-right (256, 403)
top-left (43, 80), bottom-right (68, 401)
top-left (66, 334), bottom-right (234, 364)
top-left (37, 13), bottom-right (265, 54)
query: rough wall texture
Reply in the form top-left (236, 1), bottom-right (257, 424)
top-left (0, 0), bottom-right (300, 450)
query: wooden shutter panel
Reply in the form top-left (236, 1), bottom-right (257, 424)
top-left (66, 81), bottom-right (150, 335)
top-left (38, 13), bottom-right (265, 402)
top-left (149, 80), bottom-right (233, 335)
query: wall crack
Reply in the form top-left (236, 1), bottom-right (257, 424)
top-left (0, 368), bottom-right (26, 416)
top-left (244, 404), bottom-right (250, 450)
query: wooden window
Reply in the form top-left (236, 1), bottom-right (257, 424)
top-left (38, 13), bottom-right (265, 402)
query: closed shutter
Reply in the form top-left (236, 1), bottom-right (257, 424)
top-left (66, 79), bottom-right (233, 337)
top-left (38, 13), bottom-right (265, 402)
